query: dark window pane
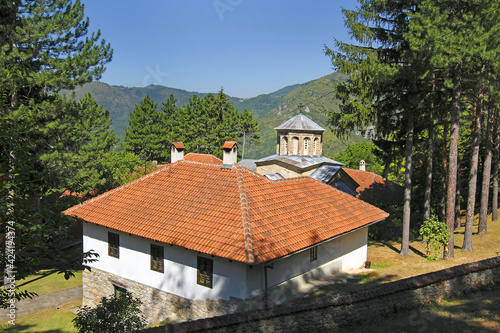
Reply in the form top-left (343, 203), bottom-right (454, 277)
top-left (150, 244), bottom-right (164, 273)
top-left (310, 246), bottom-right (317, 262)
top-left (108, 232), bottom-right (119, 258)
top-left (197, 257), bottom-right (213, 288)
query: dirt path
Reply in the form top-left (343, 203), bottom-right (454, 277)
top-left (0, 286), bottom-right (82, 320)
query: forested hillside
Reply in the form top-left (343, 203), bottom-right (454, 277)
top-left (240, 72), bottom-right (366, 159)
top-left (68, 72), bottom-right (366, 159)
top-left (64, 82), bottom-right (241, 138)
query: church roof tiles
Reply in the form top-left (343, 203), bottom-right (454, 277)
top-left (63, 158), bottom-right (388, 265)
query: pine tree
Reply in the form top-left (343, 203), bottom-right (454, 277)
top-left (211, 89), bottom-right (240, 157)
top-left (160, 93), bottom-right (179, 159)
top-left (237, 108), bottom-right (261, 159)
top-left (407, 0), bottom-right (500, 255)
top-left (478, 102), bottom-right (496, 234)
top-left (174, 90), bottom-right (240, 158)
top-left (176, 94), bottom-right (211, 154)
top-left (463, 69), bottom-right (485, 251)
top-left (492, 114), bottom-right (500, 222)
top-left (123, 95), bottom-right (169, 162)
top-left (68, 94), bottom-right (120, 195)
top-left (326, 0), bottom-right (425, 256)
top-left (0, 0), bottom-right (112, 302)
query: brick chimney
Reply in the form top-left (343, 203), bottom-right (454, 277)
top-left (222, 141), bottom-right (238, 167)
top-left (171, 142), bottom-right (185, 163)
top-left (359, 159), bottom-right (366, 171)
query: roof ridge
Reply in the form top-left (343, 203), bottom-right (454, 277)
top-left (235, 164), bottom-right (275, 182)
top-left (182, 159), bottom-right (224, 167)
top-left (235, 165), bottom-right (254, 264)
top-left (344, 167), bottom-right (382, 177)
top-left (185, 152), bottom-right (221, 157)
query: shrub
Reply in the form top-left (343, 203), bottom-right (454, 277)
top-left (419, 215), bottom-right (451, 260)
top-left (72, 291), bottom-right (146, 332)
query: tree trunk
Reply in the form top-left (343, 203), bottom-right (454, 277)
top-left (492, 113), bottom-right (499, 222)
top-left (241, 130), bottom-right (246, 160)
top-left (400, 114), bottom-right (414, 256)
top-left (423, 76), bottom-right (435, 221)
top-left (455, 157), bottom-right (461, 229)
top-left (478, 100), bottom-right (496, 234)
top-left (441, 102), bottom-right (449, 222)
top-left (445, 61), bottom-right (462, 259)
top-left (463, 77), bottom-right (484, 251)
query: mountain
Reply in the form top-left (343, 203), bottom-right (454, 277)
top-left (238, 73), bottom-right (366, 159)
top-left (63, 82), bottom-right (241, 138)
top-left (66, 73), bottom-right (366, 159)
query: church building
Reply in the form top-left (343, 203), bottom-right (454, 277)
top-left (254, 113), bottom-right (359, 195)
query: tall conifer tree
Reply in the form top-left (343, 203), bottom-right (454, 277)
top-left (326, 0), bottom-right (424, 256)
top-left (123, 95), bottom-right (169, 162)
top-left (237, 108), bottom-right (261, 159)
top-left (0, 0), bottom-right (112, 301)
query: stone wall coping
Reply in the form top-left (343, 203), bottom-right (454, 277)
top-left (136, 255), bottom-right (500, 333)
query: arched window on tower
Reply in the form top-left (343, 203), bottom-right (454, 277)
top-left (292, 137), bottom-right (299, 155)
top-left (304, 138), bottom-right (310, 155)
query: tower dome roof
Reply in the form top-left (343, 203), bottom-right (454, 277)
top-left (274, 114), bottom-right (325, 132)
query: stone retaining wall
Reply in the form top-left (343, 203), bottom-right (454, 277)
top-left (83, 268), bottom-right (252, 324)
top-left (137, 256), bottom-right (500, 332)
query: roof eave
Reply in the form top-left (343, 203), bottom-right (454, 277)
top-left (253, 216), bottom-right (388, 266)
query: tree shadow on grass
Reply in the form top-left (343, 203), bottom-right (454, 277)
top-left (409, 246), bottom-right (426, 258)
top-left (1, 323), bottom-right (68, 333)
top-left (16, 269), bottom-right (58, 288)
top-left (378, 240), bottom-right (400, 254)
top-left (370, 241), bottom-right (427, 259)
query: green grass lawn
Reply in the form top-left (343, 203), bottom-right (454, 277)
top-left (16, 270), bottom-right (82, 296)
top-left (0, 270), bottom-right (82, 332)
top-left (0, 299), bottom-right (80, 333)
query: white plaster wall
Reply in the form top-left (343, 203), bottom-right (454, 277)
top-left (263, 227), bottom-right (368, 289)
top-left (340, 227), bottom-right (368, 271)
top-left (245, 264), bottom-right (265, 298)
top-left (83, 223), bottom-right (247, 301)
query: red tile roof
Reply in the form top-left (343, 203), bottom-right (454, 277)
top-left (172, 142), bottom-right (185, 149)
top-left (63, 160), bottom-right (388, 264)
top-left (343, 168), bottom-right (396, 196)
top-left (183, 153), bottom-right (223, 165)
top-left (222, 141), bottom-right (237, 149)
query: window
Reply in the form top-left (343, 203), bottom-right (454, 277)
top-left (292, 137), bottom-right (299, 155)
top-left (108, 232), bottom-right (119, 258)
top-left (310, 246), bottom-right (318, 262)
top-left (150, 244), bottom-right (164, 273)
top-left (114, 285), bottom-right (127, 298)
top-left (197, 256), bottom-right (213, 288)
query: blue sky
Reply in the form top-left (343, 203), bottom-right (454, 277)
top-left (82, 0), bottom-right (358, 98)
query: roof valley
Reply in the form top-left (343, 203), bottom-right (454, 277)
top-left (236, 165), bottom-right (255, 264)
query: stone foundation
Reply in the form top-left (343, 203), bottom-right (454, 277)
top-left (82, 268), bottom-right (252, 324)
top-left (136, 256), bottom-right (500, 332)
